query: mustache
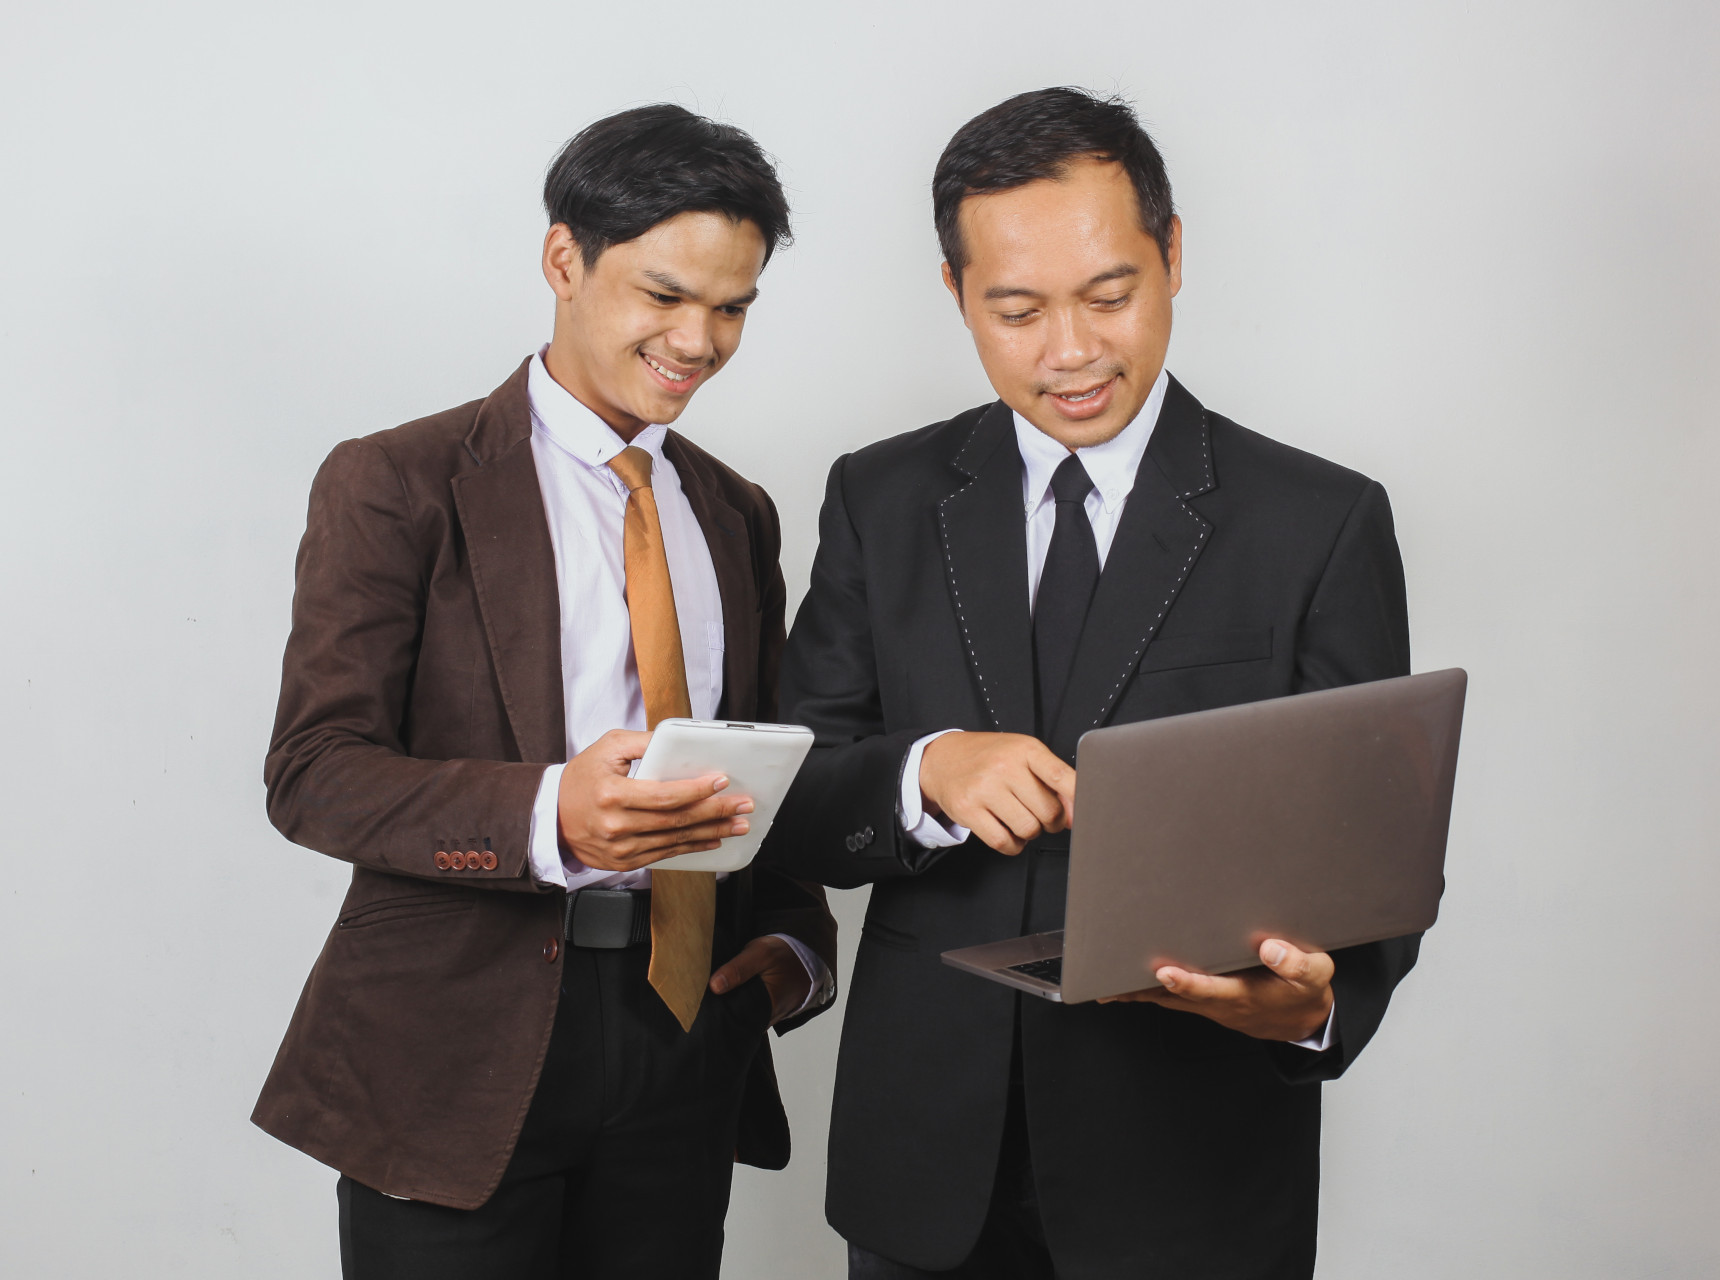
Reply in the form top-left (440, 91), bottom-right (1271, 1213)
top-left (1034, 366), bottom-right (1124, 396)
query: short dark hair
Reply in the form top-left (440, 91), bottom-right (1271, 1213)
top-left (544, 104), bottom-right (792, 269)
top-left (933, 87), bottom-right (1175, 286)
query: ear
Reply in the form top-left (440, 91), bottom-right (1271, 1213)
top-left (543, 224), bottom-right (584, 303)
top-left (1164, 215), bottom-right (1184, 299)
top-left (940, 261), bottom-right (971, 328)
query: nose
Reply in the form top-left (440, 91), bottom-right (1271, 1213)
top-left (1043, 304), bottom-right (1101, 373)
top-left (663, 310), bottom-right (716, 365)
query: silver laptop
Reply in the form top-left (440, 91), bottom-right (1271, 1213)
top-left (941, 669), bottom-right (1466, 1003)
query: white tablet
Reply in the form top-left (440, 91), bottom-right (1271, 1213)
top-left (633, 719), bottom-right (816, 873)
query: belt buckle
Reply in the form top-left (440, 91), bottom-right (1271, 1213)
top-left (565, 889), bottom-right (646, 949)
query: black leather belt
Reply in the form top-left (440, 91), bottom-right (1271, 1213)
top-left (564, 879), bottom-right (737, 949)
top-left (563, 889), bottom-right (653, 949)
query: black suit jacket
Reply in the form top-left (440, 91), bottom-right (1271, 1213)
top-left (763, 377), bottom-right (1418, 1276)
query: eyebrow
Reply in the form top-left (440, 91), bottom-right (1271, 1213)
top-left (983, 263), bottom-right (1142, 302)
top-left (642, 269), bottom-right (759, 308)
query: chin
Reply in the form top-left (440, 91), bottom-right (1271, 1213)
top-left (1031, 411), bottom-right (1122, 449)
top-left (1079, 402), bottom-right (1149, 446)
top-left (646, 396), bottom-right (692, 425)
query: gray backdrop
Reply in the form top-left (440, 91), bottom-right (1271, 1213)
top-left (2, 1), bottom-right (1716, 1275)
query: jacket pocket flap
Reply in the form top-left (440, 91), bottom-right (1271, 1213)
top-left (338, 889), bottom-right (474, 928)
top-left (1141, 626), bottom-right (1273, 673)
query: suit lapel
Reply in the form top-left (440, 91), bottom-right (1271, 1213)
top-left (664, 433), bottom-right (758, 720)
top-left (451, 360), bottom-right (567, 764)
top-left (937, 402), bottom-right (1036, 736)
top-left (1050, 376), bottom-right (1216, 758)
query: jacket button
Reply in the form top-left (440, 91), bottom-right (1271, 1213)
top-left (480, 851), bottom-right (497, 871)
top-left (544, 938), bottom-right (560, 963)
top-left (844, 835), bottom-right (857, 852)
top-left (862, 826), bottom-right (875, 845)
top-left (466, 850), bottom-right (480, 869)
top-left (434, 851), bottom-right (451, 870)
top-left (450, 851), bottom-right (467, 870)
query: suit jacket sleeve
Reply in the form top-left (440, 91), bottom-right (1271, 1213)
top-left (763, 455), bottom-right (944, 889)
top-left (264, 438), bottom-right (547, 891)
top-left (1270, 478), bottom-right (1422, 1083)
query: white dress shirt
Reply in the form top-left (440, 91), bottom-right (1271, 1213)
top-left (896, 370), bottom-right (1335, 1051)
top-left (519, 348), bottom-right (832, 1012)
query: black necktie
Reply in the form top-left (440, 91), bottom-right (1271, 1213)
top-left (1033, 453), bottom-right (1101, 740)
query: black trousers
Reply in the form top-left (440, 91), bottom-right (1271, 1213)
top-left (847, 1018), bottom-right (1055, 1280)
top-left (339, 920), bottom-right (773, 1280)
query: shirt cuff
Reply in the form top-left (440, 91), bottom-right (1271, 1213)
top-left (527, 765), bottom-right (570, 890)
top-left (772, 933), bottom-right (836, 1018)
top-left (898, 730), bottom-right (972, 849)
top-left (531, 763), bottom-right (639, 891)
top-left (1288, 1003), bottom-right (1338, 1052)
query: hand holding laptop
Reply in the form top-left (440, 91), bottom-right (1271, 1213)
top-left (1098, 937), bottom-right (1336, 1043)
top-left (919, 731), bottom-right (1077, 856)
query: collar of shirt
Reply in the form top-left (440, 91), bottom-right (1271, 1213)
top-left (1012, 366), bottom-right (1171, 518)
top-left (528, 346), bottom-right (669, 493)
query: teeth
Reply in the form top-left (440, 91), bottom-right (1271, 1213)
top-left (646, 355), bottom-right (691, 382)
top-left (1059, 387), bottom-right (1101, 401)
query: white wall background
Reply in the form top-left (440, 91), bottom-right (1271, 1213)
top-left (2, 1), bottom-right (1716, 1275)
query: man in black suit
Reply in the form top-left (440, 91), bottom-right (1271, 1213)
top-left (763, 88), bottom-right (1420, 1278)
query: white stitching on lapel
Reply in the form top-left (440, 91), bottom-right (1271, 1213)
top-left (1090, 408), bottom-right (1216, 727)
top-left (937, 485), bottom-right (1000, 730)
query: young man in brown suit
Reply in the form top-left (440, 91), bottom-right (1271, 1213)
top-left (255, 105), bottom-right (836, 1279)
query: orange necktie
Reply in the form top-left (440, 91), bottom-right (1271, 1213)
top-left (609, 445), bottom-right (716, 1033)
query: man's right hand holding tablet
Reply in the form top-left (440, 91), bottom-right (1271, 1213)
top-left (557, 728), bottom-right (754, 871)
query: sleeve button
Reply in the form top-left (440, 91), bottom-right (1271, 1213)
top-left (435, 851), bottom-right (451, 870)
top-left (544, 938), bottom-right (560, 963)
top-left (481, 851), bottom-right (497, 871)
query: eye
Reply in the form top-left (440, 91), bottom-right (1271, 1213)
top-left (647, 291), bottom-right (679, 306)
top-left (1092, 293), bottom-right (1130, 310)
top-left (998, 309), bottom-right (1038, 325)
top-left (717, 304), bottom-right (747, 318)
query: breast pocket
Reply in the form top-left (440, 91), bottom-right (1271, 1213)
top-left (1141, 626), bottom-right (1273, 673)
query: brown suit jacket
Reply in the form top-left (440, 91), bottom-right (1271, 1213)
top-left (253, 358), bottom-right (837, 1209)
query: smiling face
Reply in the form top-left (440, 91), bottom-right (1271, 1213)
top-left (944, 156), bottom-right (1182, 450)
top-left (541, 210), bottom-right (767, 439)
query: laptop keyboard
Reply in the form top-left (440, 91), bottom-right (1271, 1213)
top-left (1006, 956), bottom-right (1063, 985)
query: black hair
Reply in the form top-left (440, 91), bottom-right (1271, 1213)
top-left (543, 104), bottom-right (792, 268)
top-left (933, 87), bottom-right (1175, 287)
